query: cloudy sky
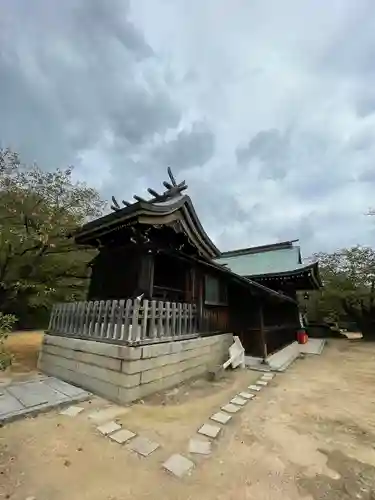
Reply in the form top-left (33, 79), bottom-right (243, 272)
top-left (1, 0), bottom-right (375, 257)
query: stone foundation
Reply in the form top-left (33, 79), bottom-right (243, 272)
top-left (38, 333), bottom-right (233, 404)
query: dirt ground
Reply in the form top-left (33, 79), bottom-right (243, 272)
top-left (1, 331), bottom-right (44, 381)
top-left (2, 339), bottom-right (375, 500)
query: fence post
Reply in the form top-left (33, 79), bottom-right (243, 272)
top-left (171, 302), bottom-right (177, 336)
top-left (102, 300), bottom-right (112, 338)
top-left (157, 301), bottom-right (164, 339)
top-left (94, 301), bottom-right (105, 337)
top-left (107, 300), bottom-right (118, 339)
top-left (177, 303), bottom-right (182, 335)
top-left (141, 299), bottom-right (149, 340)
top-left (150, 300), bottom-right (157, 338)
top-left (115, 300), bottom-right (125, 340)
top-left (89, 301), bottom-right (99, 337)
top-left (165, 302), bottom-right (171, 337)
top-left (130, 299), bottom-right (140, 343)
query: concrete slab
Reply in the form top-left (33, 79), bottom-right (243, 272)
top-left (230, 396), bottom-right (247, 406)
top-left (0, 390), bottom-right (24, 417)
top-left (210, 412), bottom-right (232, 424)
top-left (109, 429), bottom-right (136, 444)
top-left (248, 385), bottom-right (261, 391)
top-left (163, 454), bottom-right (194, 478)
top-left (127, 436), bottom-right (160, 457)
top-left (221, 403), bottom-right (241, 414)
top-left (60, 406), bottom-right (84, 417)
top-left (198, 424), bottom-right (221, 439)
top-left (261, 373), bottom-right (275, 380)
top-left (0, 377), bottom-right (90, 424)
top-left (188, 438), bottom-right (211, 455)
top-left (88, 406), bottom-right (129, 424)
top-left (97, 421), bottom-right (121, 435)
top-left (299, 338), bottom-right (326, 355)
top-left (238, 392), bottom-right (255, 400)
top-left (257, 380), bottom-right (268, 386)
top-left (267, 341), bottom-right (300, 372)
top-left (7, 381), bottom-right (55, 407)
top-left (44, 377), bottom-right (88, 397)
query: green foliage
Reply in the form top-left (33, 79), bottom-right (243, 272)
top-left (0, 148), bottom-right (107, 325)
top-left (305, 246), bottom-right (375, 336)
top-left (0, 312), bottom-right (17, 370)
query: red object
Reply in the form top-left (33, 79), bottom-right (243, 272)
top-left (297, 329), bottom-right (308, 344)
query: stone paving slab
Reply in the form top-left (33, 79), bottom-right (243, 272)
top-left (198, 423), bottom-right (221, 439)
top-left (7, 382), bottom-right (54, 407)
top-left (127, 436), bottom-right (160, 457)
top-left (163, 454), bottom-right (194, 478)
top-left (248, 385), bottom-right (261, 391)
top-left (109, 429), bottom-right (136, 444)
top-left (221, 403), bottom-right (241, 414)
top-left (0, 391), bottom-right (24, 417)
top-left (0, 377), bottom-right (90, 424)
top-left (44, 377), bottom-right (88, 398)
top-left (210, 411), bottom-right (232, 424)
top-left (97, 421), bottom-right (121, 435)
top-left (188, 438), bottom-right (211, 455)
top-left (239, 392), bottom-right (255, 400)
top-left (230, 396), bottom-right (247, 406)
top-left (60, 405), bottom-right (84, 417)
top-left (257, 380), bottom-right (268, 386)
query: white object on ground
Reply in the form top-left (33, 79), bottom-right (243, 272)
top-left (238, 392), bottom-right (255, 400)
top-left (210, 412), bottom-right (232, 424)
top-left (163, 454), bottom-right (194, 477)
top-left (221, 403), bottom-right (241, 414)
top-left (198, 423), bottom-right (221, 438)
top-left (109, 429), bottom-right (136, 444)
top-left (230, 396), bottom-right (247, 406)
top-left (248, 385), bottom-right (261, 391)
top-left (222, 336), bottom-right (245, 370)
top-left (59, 406), bottom-right (84, 417)
top-left (97, 421), bottom-right (121, 435)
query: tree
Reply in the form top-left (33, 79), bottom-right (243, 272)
top-left (306, 246), bottom-right (375, 337)
top-left (0, 148), bottom-right (106, 325)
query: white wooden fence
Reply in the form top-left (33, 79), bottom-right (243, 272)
top-left (48, 299), bottom-right (198, 345)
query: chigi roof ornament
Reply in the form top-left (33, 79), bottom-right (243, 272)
top-left (110, 167), bottom-right (188, 212)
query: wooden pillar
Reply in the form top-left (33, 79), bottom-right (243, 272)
top-left (259, 302), bottom-right (268, 361)
top-left (138, 251), bottom-right (154, 298)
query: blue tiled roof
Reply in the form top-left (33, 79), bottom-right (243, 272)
top-left (215, 246), bottom-right (303, 276)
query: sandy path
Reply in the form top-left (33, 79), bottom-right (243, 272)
top-left (1, 339), bottom-right (375, 500)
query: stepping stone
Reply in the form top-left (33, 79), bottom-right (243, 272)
top-left (188, 438), bottom-right (211, 455)
top-left (261, 373), bottom-right (275, 380)
top-left (109, 429), bottom-right (136, 444)
top-left (221, 403), bottom-right (241, 414)
top-left (210, 412), bottom-right (232, 424)
top-left (239, 392), bottom-right (255, 400)
top-left (88, 406), bottom-right (128, 424)
top-left (230, 396), bottom-right (247, 406)
top-left (127, 436), bottom-right (160, 457)
top-left (60, 405), bottom-right (84, 417)
top-left (257, 380), bottom-right (268, 386)
top-left (97, 421), bottom-right (121, 435)
top-left (163, 454), bottom-right (194, 478)
top-left (248, 385), bottom-right (261, 391)
top-left (198, 423), bottom-right (221, 439)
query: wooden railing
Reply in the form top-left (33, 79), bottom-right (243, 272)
top-left (48, 299), bottom-right (198, 346)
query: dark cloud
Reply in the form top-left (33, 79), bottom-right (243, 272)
top-left (0, 0), bottom-right (179, 168)
top-left (154, 122), bottom-right (215, 170)
top-left (236, 129), bottom-right (289, 180)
